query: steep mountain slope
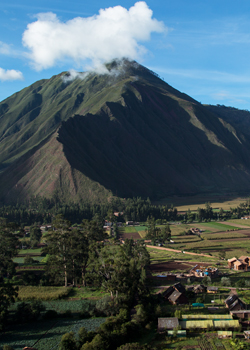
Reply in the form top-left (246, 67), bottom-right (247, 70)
top-left (205, 104), bottom-right (250, 136)
top-left (1, 60), bottom-right (250, 203)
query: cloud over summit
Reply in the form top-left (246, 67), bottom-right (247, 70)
top-left (22, 1), bottom-right (166, 71)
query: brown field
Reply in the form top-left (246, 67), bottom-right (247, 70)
top-left (119, 231), bottom-right (141, 240)
top-left (153, 194), bottom-right (249, 211)
top-left (149, 260), bottom-right (211, 273)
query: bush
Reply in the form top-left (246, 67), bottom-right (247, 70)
top-left (24, 255), bottom-right (34, 264)
top-left (59, 331), bottom-right (77, 350)
top-left (221, 277), bottom-right (231, 286)
top-left (15, 300), bottom-right (45, 323)
top-left (235, 279), bottom-right (245, 288)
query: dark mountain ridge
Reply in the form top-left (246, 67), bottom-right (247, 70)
top-left (0, 59), bottom-right (250, 204)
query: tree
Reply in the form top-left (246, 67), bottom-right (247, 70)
top-left (88, 239), bottom-right (150, 302)
top-left (59, 332), bottom-right (77, 350)
top-left (202, 276), bottom-right (211, 286)
top-left (29, 225), bottom-right (42, 247)
top-left (44, 215), bottom-right (72, 287)
top-left (0, 218), bottom-right (19, 329)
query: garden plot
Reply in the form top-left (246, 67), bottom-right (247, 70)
top-left (0, 318), bottom-right (106, 350)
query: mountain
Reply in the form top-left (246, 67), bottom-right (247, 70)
top-left (1, 59), bottom-right (250, 204)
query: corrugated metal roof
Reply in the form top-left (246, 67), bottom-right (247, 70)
top-left (180, 320), bottom-right (213, 329)
top-left (158, 317), bottom-right (179, 330)
top-left (182, 314), bottom-right (232, 319)
top-left (214, 320), bottom-right (239, 328)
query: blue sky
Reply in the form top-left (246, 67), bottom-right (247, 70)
top-left (1, 0), bottom-right (250, 109)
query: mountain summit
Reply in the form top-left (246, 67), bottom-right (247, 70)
top-left (0, 59), bottom-right (250, 204)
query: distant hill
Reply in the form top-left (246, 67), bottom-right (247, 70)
top-left (1, 59), bottom-right (250, 204)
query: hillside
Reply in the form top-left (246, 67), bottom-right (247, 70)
top-left (1, 60), bottom-right (250, 204)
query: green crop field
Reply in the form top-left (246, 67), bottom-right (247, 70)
top-left (228, 219), bottom-right (250, 226)
top-left (134, 226), bottom-right (147, 231)
top-left (0, 317), bottom-right (106, 350)
top-left (17, 286), bottom-right (72, 301)
top-left (198, 222), bottom-right (242, 230)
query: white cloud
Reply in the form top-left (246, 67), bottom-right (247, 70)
top-left (0, 42), bottom-right (11, 55)
top-left (22, 1), bottom-right (166, 71)
top-left (0, 68), bottom-right (23, 81)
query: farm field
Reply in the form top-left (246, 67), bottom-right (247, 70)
top-left (151, 332), bottom-right (235, 349)
top-left (0, 317), bottom-right (106, 350)
top-left (154, 194), bottom-right (249, 211)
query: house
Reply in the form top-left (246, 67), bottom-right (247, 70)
top-left (158, 317), bottom-right (179, 332)
top-left (233, 260), bottom-right (248, 271)
top-left (225, 294), bottom-right (246, 312)
top-left (193, 284), bottom-right (206, 293)
top-left (190, 228), bottom-right (201, 234)
top-left (238, 256), bottom-right (250, 266)
top-left (190, 264), bottom-right (218, 278)
top-left (162, 282), bottom-right (188, 305)
top-left (207, 287), bottom-right (218, 294)
top-left (126, 221), bottom-right (134, 226)
top-left (244, 331), bottom-right (250, 339)
top-left (228, 256), bottom-right (250, 270)
top-left (230, 310), bottom-right (250, 319)
top-left (162, 286), bottom-right (175, 299)
top-left (228, 257), bottom-right (237, 269)
top-left (167, 274), bottom-right (176, 281)
top-left (168, 290), bottom-right (188, 305)
top-left (173, 282), bottom-right (186, 293)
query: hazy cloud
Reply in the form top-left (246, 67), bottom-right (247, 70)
top-left (22, 1), bottom-right (166, 71)
top-left (0, 42), bottom-right (11, 55)
top-left (0, 68), bottom-right (23, 81)
top-left (152, 66), bottom-right (250, 84)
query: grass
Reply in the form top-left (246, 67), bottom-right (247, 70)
top-left (67, 286), bottom-right (108, 300)
top-left (119, 227), bottom-right (138, 233)
top-left (17, 248), bottom-right (43, 255)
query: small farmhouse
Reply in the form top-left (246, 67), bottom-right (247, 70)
top-left (228, 256), bottom-right (250, 270)
top-left (225, 294), bottom-right (246, 312)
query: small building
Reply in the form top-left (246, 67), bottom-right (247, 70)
top-left (228, 257), bottom-right (237, 269)
top-left (238, 256), bottom-right (250, 266)
top-left (207, 286), bottom-right (218, 294)
top-left (162, 286), bottom-right (175, 299)
top-left (190, 264), bottom-right (218, 278)
top-left (193, 284), bottom-right (206, 294)
top-left (225, 295), bottom-right (246, 312)
top-left (230, 310), bottom-right (250, 319)
top-left (167, 274), bottom-right (176, 281)
top-left (173, 282), bottom-right (186, 293)
top-left (217, 331), bottom-right (232, 339)
top-left (233, 260), bottom-right (247, 271)
top-left (126, 221), bottom-right (134, 226)
top-left (158, 317), bottom-right (179, 332)
top-left (244, 330), bottom-right (250, 339)
top-left (168, 290), bottom-right (188, 305)
top-left (228, 256), bottom-right (250, 270)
